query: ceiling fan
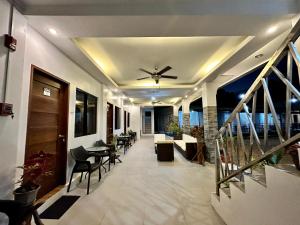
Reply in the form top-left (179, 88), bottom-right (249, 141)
top-left (152, 100), bottom-right (162, 105)
top-left (137, 66), bottom-right (178, 84)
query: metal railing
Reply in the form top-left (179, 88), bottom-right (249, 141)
top-left (215, 19), bottom-right (300, 196)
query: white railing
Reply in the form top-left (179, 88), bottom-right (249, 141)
top-left (215, 19), bottom-right (300, 196)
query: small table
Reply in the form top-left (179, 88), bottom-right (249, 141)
top-left (87, 146), bottom-right (111, 171)
top-left (87, 146), bottom-right (110, 152)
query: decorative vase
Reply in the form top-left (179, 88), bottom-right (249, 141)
top-left (13, 185), bottom-right (41, 205)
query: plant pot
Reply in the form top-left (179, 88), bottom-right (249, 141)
top-left (13, 185), bottom-right (40, 205)
top-left (174, 134), bottom-right (182, 140)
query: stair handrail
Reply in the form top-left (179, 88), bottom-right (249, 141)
top-left (215, 18), bottom-right (300, 196)
top-left (215, 133), bottom-right (300, 195)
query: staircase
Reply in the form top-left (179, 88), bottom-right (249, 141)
top-left (144, 116), bottom-right (152, 134)
top-left (211, 19), bottom-right (300, 225)
top-left (211, 165), bottom-right (300, 225)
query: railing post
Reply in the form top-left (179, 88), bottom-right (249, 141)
top-left (215, 139), bottom-right (220, 196)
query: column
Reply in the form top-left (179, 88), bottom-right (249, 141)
top-left (172, 105), bottom-right (179, 124)
top-left (182, 99), bottom-right (191, 134)
top-left (202, 82), bottom-right (219, 163)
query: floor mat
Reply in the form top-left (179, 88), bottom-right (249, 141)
top-left (40, 195), bottom-right (80, 219)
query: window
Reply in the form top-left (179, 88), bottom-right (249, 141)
top-left (75, 89), bottom-right (97, 137)
top-left (127, 113), bottom-right (130, 127)
top-left (115, 106), bottom-right (121, 129)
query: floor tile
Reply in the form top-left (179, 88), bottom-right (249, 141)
top-left (41, 136), bottom-right (225, 225)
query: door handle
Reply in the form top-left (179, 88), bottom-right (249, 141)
top-left (58, 134), bottom-right (66, 142)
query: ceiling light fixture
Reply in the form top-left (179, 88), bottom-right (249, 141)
top-left (267, 26), bottom-right (278, 34)
top-left (291, 97), bottom-right (298, 103)
top-left (194, 87), bottom-right (198, 91)
top-left (48, 28), bottom-right (57, 35)
top-left (151, 97), bottom-right (156, 100)
top-left (185, 95), bottom-right (188, 98)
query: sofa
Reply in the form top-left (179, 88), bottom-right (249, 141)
top-left (174, 134), bottom-right (197, 160)
top-left (154, 134), bottom-right (174, 161)
top-left (154, 134), bottom-right (167, 143)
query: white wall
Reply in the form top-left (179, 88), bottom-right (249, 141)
top-left (0, 1), bottom-right (141, 204)
top-left (19, 25), bottom-right (106, 181)
top-left (124, 104), bottom-right (141, 140)
top-left (0, 0), bottom-right (28, 199)
top-left (103, 89), bottom-right (141, 140)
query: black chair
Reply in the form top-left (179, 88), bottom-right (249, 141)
top-left (96, 140), bottom-right (122, 164)
top-left (117, 136), bottom-right (130, 154)
top-left (128, 130), bottom-right (137, 143)
top-left (67, 146), bottom-right (102, 195)
top-left (0, 200), bottom-right (44, 225)
top-left (95, 140), bottom-right (122, 169)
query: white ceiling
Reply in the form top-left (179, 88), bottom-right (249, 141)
top-left (16, 0), bottom-right (300, 16)
top-left (15, 0), bottom-right (300, 104)
top-left (74, 36), bottom-right (246, 86)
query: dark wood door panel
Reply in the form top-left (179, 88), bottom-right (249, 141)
top-left (32, 80), bottom-right (60, 99)
top-left (31, 96), bottom-right (59, 114)
top-left (27, 127), bottom-right (58, 146)
top-left (25, 66), bottom-right (68, 199)
top-left (29, 112), bottom-right (58, 128)
top-left (26, 141), bottom-right (57, 154)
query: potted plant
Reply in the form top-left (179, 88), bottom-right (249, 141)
top-left (167, 121), bottom-right (183, 140)
top-left (14, 151), bottom-right (53, 205)
top-left (266, 149), bottom-right (284, 165)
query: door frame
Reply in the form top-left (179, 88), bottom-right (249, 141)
top-left (26, 65), bottom-right (70, 186)
top-left (124, 110), bottom-right (127, 134)
top-left (106, 102), bottom-right (114, 143)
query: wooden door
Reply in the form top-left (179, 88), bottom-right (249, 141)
top-left (106, 102), bottom-right (113, 144)
top-left (124, 111), bottom-right (127, 134)
top-left (25, 66), bottom-right (68, 199)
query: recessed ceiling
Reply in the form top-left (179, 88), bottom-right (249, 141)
top-left (74, 36), bottom-right (246, 87)
top-left (21, 0), bottom-right (299, 105)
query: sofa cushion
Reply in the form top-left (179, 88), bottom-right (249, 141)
top-left (182, 134), bottom-right (197, 143)
top-left (157, 140), bottom-right (174, 144)
top-left (154, 134), bottom-right (166, 143)
top-left (174, 140), bottom-right (186, 151)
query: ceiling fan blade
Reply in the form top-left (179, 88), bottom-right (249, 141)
top-left (157, 66), bottom-right (172, 75)
top-left (139, 68), bottom-right (153, 75)
top-left (137, 77), bottom-right (150, 80)
top-left (161, 75), bottom-right (178, 79)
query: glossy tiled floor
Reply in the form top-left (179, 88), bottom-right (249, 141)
top-left (42, 136), bottom-right (226, 225)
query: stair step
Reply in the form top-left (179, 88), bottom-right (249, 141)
top-left (220, 187), bottom-right (231, 198)
top-left (274, 164), bottom-right (300, 178)
top-left (230, 180), bottom-right (245, 193)
top-left (248, 172), bottom-right (267, 187)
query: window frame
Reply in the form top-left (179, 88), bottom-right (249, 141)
top-left (75, 88), bottom-right (97, 137)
